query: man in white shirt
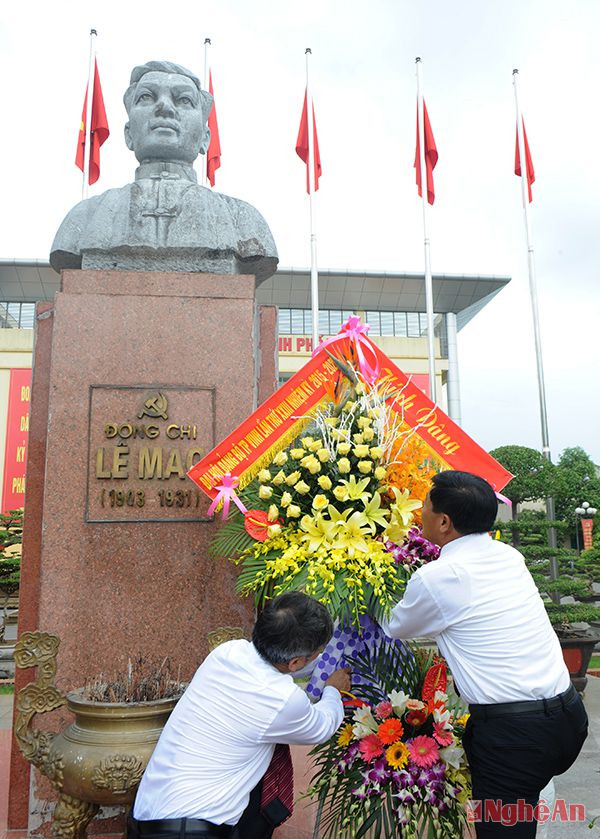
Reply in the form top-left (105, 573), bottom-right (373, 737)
top-left (381, 470), bottom-right (588, 838)
top-left (129, 592), bottom-right (349, 839)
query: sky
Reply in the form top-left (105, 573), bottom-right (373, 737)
top-left (1, 0), bottom-right (599, 463)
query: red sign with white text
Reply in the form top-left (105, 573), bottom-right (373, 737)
top-left (581, 518), bottom-right (594, 551)
top-left (2, 369), bottom-right (31, 512)
top-left (188, 334), bottom-right (512, 501)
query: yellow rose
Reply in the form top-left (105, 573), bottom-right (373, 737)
top-left (362, 427), bottom-right (375, 442)
top-left (307, 459), bottom-right (321, 475)
top-left (287, 504), bottom-right (301, 518)
top-left (370, 446), bottom-right (384, 460)
top-left (333, 485), bottom-right (349, 501)
top-left (309, 440), bottom-right (322, 452)
top-left (354, 382), bottom-right (365, 395)
top-left (273, 450), bottom-right (288, 466)
top-left (317, 447), bottom-right (331, 463)
top-left (272, 470), bottom-right (286, 485)
top-left (324, 416), bottom-right (339, 427)
top-left (268, 504), bottom-right (279, 522)
top-left (258, 469), bottom-right (271, 483)
top-left (345, 400), bottom-right (356, 410)
top-left (357, 416), bottom-right (372, 429)
top-left (295, 480), bottom-right (311, 495)
top-left (259, 484), bottom-right (273, 499)
top-left (353, 444), bottom-right (369, 458)
top-left (290, 448), bottom-right (305, 460)
top-left (267, 524), bottom-right (281, 538)
top-left (312, 494), bottom-right (329, 511)
top-left (286, 471), bottom-right (301, 486)
top-left (338, 457), bottom-right (351, 474)
top-left (358, 460), bottom-right (373, 474)
top-left (375, 466), bottom-right (387, 481)
top-left (318, 475), bottom-right (332, 490)
top-left (300, 454), bottom-right (314, 468)
top-left (353, 433), bottom-right (365, 445)
top-left (301, 437), bottom-right (314, 450)
top-left (281, 491), bottom-right (292, 507)
top-left (337, 442), bottom-right (352, 455)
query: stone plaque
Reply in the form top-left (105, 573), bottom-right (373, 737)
top-left (86, 385), bottom-right (215, 522)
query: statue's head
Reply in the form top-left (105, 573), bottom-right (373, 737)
top-left (123, 60), bottom-right (213, 165)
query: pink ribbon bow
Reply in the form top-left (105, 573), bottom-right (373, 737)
top-left (495, 491), bottom-right (512, 508)
top-left (313, 315), bottom-right (380, 385)
top-left (207, 473), bottom-right (248, 520)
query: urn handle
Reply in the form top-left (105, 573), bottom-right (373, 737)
top-left (13, 630), bottom-right (67, 781)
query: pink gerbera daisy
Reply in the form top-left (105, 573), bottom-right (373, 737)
top-left (407, 735), bottom-right (439, 768)
top-left (358, 733), bottom-right (384, 762)
top-left (432, 721), bottom-right (453, 747)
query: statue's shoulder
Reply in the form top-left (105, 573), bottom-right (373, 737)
top-left (50, 187), bottom-right (131, 272)
top-left (211, 191), bottom-right (275, 245)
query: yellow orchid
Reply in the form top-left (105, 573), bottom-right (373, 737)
top-left (300, 514), bottom-right (338, 552)
top-left (339, 475), bottom-right (371, 502)
top-left (332, 511), bottom-right (371, 557)
top-left (361, 492), bottom-right (390, 534)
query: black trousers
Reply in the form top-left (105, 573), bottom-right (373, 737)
top-left (127, 780), bottom-right (274, 839)
top-left (462, 688), bottom-right (588, 837)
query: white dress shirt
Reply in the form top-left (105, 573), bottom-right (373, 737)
top-left (380, 533), bottom-right (570, 705)
top-left (133, 639), bottom-right (343, 825)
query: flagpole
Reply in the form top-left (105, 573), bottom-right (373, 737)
top-left (82, 28), bottom-right (97, 200)
top-left (513, 68), bottom-right (559, 584)
top-left (203, 38), bottom-right (211, 188)
top-left (305, 48), bottom-right (320, 352)
top-left (415, 57), bottom-right (437, 403)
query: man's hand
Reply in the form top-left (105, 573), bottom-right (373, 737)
top-left (324, 667), bottom-right (351, 694)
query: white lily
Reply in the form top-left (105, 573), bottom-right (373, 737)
top-left (439, 741), bottom-right (464, 769)
top-left (388, 689), bottom-right (410, 715)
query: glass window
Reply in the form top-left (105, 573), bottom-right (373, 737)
top-left (365, 312), bottom-right (381, 334)
top-left (406, 313), bottom-right (420, 337)
top-left (394, 312), bottom-right (408, 336)
top-left (290, 309), bottom-right (304, 334)
top-left (278, 308), bottom-right (291, 333)
top-left (380, 312), bottom-right (394, 335)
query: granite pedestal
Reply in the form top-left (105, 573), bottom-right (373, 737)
top-left (8, 270), bottom-right (277, 835)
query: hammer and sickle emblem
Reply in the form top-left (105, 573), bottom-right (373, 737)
top-left (138, 392), bottom-right (168, 420)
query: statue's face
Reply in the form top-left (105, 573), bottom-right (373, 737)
top-left (124, 71), bottom-right (209, 164)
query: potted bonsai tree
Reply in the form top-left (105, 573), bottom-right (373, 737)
top-left (495, 513), bottom-right (600, 693)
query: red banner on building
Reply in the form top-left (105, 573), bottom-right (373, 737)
top-left (188, 334), bottom-right (512, 501)
top-left (2, 369), bottom-right (31, 512)
top-left (581, 518), bottom-right (594, 551)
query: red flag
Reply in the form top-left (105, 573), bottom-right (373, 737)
top-left (207, 70), bottom-right (221, 187)
top-left (75, 59), bottom-right (110, 185)
top-left (295, 88), bottom-right (322, 192)
top-left (414, 99), bottom-right (438, 205)
top-left (514, 118), bottom-right (535, 203)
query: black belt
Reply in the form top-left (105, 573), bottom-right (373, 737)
top-left (128, 816), bottom-right (231, 837)
top-left (469, 684), bottom-right (577, 719)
